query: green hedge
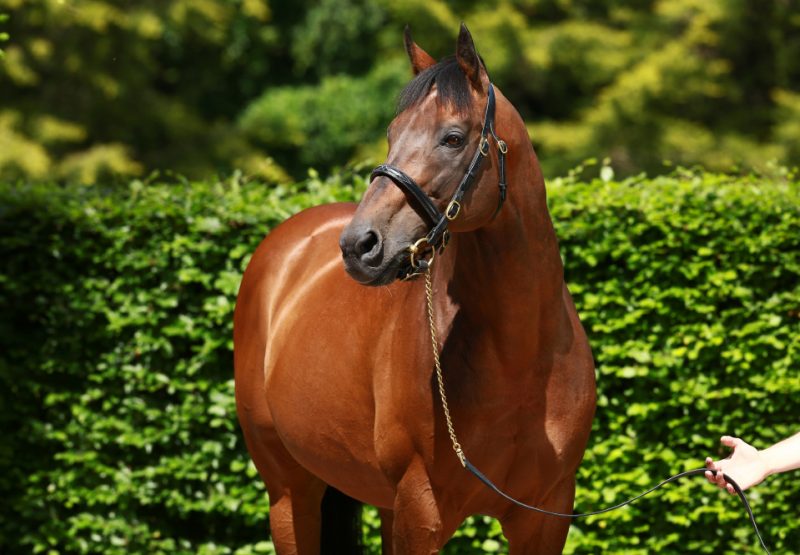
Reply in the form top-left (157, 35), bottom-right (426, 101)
top-left (552, 167), bottom-right (800, 554)
top-left (0, 170), bottom-right (367, 555)
top-left (0, 168), bottom-right (798, 554)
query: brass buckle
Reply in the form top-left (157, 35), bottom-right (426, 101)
top-left (445, 200), bottom-right (461, 221)
top-left (497, 139), bottom-right (508, 154)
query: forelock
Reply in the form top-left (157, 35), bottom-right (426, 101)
top-left (397, 56), bottom-right (473, 115)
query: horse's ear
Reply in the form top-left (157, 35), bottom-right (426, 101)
top-left (456, 23), bottom-right (487, 92)
top-left (404, 25), bottom-right (437, 75)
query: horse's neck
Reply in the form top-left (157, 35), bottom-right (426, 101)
top-left (447, 149), bottom-right (567, 362)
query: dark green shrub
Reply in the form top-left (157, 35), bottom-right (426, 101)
top-left (0, 168), bottom-right (797, 554)
top-left (552, 168), bottom-right (800, 554)
top-left (0, 171), bottom-right (367, 554)
top-left (238, 60), bottom-right (406, 175)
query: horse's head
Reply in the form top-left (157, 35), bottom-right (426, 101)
top-left (340, 24), bottom-right (510, 286)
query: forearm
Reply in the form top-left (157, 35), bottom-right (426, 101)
top-left (761, 432), bottom-right (800, 476)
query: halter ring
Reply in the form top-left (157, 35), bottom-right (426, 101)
top-left (408, 236), bottom-right (435, 271)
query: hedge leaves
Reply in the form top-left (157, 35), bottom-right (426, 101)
top-left (1, 168), bottom-right (797, 553)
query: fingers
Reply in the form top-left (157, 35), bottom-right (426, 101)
top-left (705, 457), bottom-right (719, 484)
top-left (704, 456), bottom-right (736, 494)
top-left (720, 435), bottom-right (742, 449)
top-left (712, 467), bottom-right (726, 488)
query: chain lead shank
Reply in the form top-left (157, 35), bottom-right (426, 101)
top-left (424, 268), bottom-right (465, 467)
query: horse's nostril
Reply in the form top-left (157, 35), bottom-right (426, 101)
top-left (355, 230), bottom-right (380, 259)
top-left (340, 225), bottom-right (384, 269)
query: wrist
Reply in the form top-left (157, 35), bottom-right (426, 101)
top-left (758, 448), bottom-right (779, 478)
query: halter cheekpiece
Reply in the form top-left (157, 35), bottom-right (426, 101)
top-left (370, 83), bottom-right (508, 280)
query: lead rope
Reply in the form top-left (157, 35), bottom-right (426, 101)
top-left (425, 268), bottom-right (466, 466)
top-left (422, 267), bottom-right (771, 554)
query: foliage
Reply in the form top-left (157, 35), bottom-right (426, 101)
top-left (527, 0), bottom-right (800, 176)
top-left (0, 0), bottom-right (279, 182)
top-left (239, 59), bottom-right (406, 175)
top-left (0, 11), bottom-right (7, 57)
top-left (2, 0), bottom-right (799, 183)
top-left (553, 164), bottom-right (800, 554)
top-left (0, 169), bottom-right (368, 554)
top-left (1, 168), bottom-right (798, 554)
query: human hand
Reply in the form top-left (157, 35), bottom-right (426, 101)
top-left (704, 436), bottom-right (770, 494)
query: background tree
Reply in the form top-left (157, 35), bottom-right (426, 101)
top-left (0, 0), bottom-right (798, 183)
top-left (0, 12), bottom-right (7, 57)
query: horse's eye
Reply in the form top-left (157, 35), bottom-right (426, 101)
top-left (443, 133), bottom-right (464, 148)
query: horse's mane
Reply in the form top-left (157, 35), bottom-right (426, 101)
top-left (397, 55), bottom-right (474, 115)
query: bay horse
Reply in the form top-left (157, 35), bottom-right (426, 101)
top-left (234, 24), bottom-right (596, 554)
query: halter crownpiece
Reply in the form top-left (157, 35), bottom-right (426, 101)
top-left (370, 83), bottom-right (508, 279)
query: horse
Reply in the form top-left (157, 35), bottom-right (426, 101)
top-left (234, 24), bottom-right (596, 554)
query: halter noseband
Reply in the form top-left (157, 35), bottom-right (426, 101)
top-left (370, 83), bottom-right (508, 279)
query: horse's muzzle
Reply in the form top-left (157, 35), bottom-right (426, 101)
top-left (339, 224), bottom-right (398, 286)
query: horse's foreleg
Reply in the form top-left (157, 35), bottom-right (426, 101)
top-left (379, 508), bottom-right (394, 555)
top-left (268, 482), bottom-right (327, 555)
top-left (391, 457), bottom-right (443, 554)
top-left (499, 477), bottom-right (576, 555)
top-left (239, 411), bottom-right (327, 554)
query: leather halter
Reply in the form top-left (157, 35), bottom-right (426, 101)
top-left (370, 83), bottom-right (508, 279)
